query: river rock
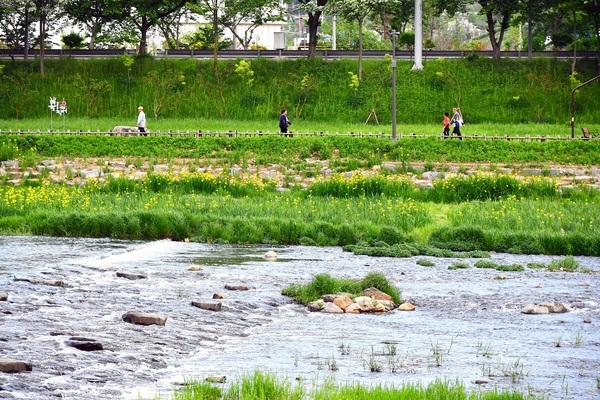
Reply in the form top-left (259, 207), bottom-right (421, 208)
top-left (213, 293), bottom-right (227, 299)
top-left (0, 358), bottom-right (32, 373)
top-left (321, 302), bottom-right (344, 314)
top-left (521, 304), bottom-right (549, 314)
top-left (361, 287), bottom-right (394, 303)
top-left (187, 265), bottom-right (203, 271)
top-left (116, 272), bottom-right (147, 280)
top-left (398, 302), bottom-right (416, 311)
top-left (264, 250), bottom-right (278, 260)
top-left (14, 278), bottom-right (64, 287)
top-left (353, 296), bottom-right (374, 311)
top-left (65, 337), bottom-right (104, 351)
top-left (539, 302), bottom-right (568, 313)
top-left (191, 301), bottom-right (222, 312)
top-left (307, 300), bottom-right (325, 312)
top-left (225, 284), bottom-right (249, 291)
top-left (333, 295), bottom-right (353, 310)
top-left (0, 292), bottom-right (7, 301)
top-left (205, 376), bottom-right (226, 383)
top-left (122, 311), bottom-right (167, 326)
top-left (344, 303), bottom-right (361, 314)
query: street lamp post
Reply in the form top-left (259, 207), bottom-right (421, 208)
top-left (391, 31), bottom-right (398, 141)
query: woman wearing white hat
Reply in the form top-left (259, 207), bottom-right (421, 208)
top-left (137, 106), bottom-right (147, 135)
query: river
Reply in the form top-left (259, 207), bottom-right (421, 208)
top-left (0, 236), bottom-right (599, 399)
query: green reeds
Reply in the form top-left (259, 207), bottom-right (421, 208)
top-left (168, 373), bottom-right (533, 400)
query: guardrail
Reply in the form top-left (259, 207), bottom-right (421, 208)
top-left (0, 129), bottom-right (594, 141)
top-left (0, 48), bottom-right (598, 60)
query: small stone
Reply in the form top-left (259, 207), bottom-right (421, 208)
top-left (122, 311), bottom-right (167, 326)
top-left (65, 337), bottom-right (104, 351)
top-left (116, 272), bottom-right (147, 280)
top-left (186, 265), bottom-right (203, 271)
top-left (583, 318), bottom-right (591, 323)
top-left (474, 380), bottom-right (488, 385)
top-left (321, 302), bottom-right (344, 314)
top-left (213, 293), bottom-right (227, 299)
top-left (398, 302), bottom-right (416, 311)
top-left (0, 358), bottom-right (32, 373)
top-left (205, 376), bottom-right (226, 383)
top-left (344, 303), bottom-right (361, 314)
top-left (225, 284), bottom-right (249, 291)
top-left (264, 250), bottom-right (278, 260)
top-left (361, 287), bottom-right (393, 302)
top-left (521, 304), bottom-right (549, 314)
top-left (191, 301), bottom-right (222, 312)
top-left (0, 292), bottom-right (7, 301)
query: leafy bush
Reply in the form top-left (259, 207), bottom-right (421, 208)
top-left (416, 259), bottom-right (435, 267)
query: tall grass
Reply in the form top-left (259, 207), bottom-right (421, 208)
top-left (167, 372), bottom-right (535, 400)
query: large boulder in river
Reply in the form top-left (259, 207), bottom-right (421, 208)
top-left (361, 287), bottom-right (394, 303)
top-left (0, 358), bottom-right (32, 373)
top-left (521, 302), bottom-right (567, 315)
top-left (122, 311), bottom-right (167, 326)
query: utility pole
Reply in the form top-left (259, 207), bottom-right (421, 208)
top-left (391, 31), bottom-right (398, 140)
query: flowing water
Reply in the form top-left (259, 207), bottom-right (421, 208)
top-left (1, 236), bottom-right (599, 400)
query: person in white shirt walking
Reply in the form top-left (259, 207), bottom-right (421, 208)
top-left (137, 106), bottom-right (147, 136)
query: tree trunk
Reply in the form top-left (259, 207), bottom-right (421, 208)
top-left (39, 12), bottom-right (45, 75)
top-left (571, 7), bottom-right (577, 74)
top-left (307, 10), bottom-right (322, 58)
top-left (358, 18), bottom-right (363, 80)
top-left (527, 0), bottom-right (533, 59)
top-left (485, 11), bottom-right (509, 60)
top-left (139, 16), bottom-right (149, 54)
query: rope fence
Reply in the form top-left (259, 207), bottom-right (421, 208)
top-left (0, 129), bottom-right (596, 141)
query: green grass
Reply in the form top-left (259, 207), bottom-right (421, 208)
top-left (1, 171), bottom-right (599, 255)
top-left (165, 372), bottom-right (536, 400)
top-left (0, 117), bottom-right (590, 138)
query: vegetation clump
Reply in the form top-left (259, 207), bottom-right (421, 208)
top-left (281, 271), bottom-right (401, 306)
top-left (169, 372), bottom-right (532, 400)
top-left (548, 256), bottom-right (579, 272)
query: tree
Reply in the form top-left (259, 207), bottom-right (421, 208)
top-left (327, 0), bottom-right (383, 79)
top-left (27, 0), bottom-right (66, 75)
top-left (61, 0), bottom-right (123, 49)
top-left (219, 0), bottom-right (285, 50)
top-left (478, 0), bottom-right (520, 59)
top-left (121, 0), bottom-right (189, 54)
top-left (295, 0), bottom-right (328, 58)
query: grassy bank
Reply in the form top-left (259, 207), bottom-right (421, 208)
top-left (1, 57), bottom-right (599, 127)
top-left (1, 173), bottom-right (599, 255)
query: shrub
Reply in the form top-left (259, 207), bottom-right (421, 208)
top-left (428, 226), bottom-right (486, 251)
top-left (448, 262), bottom-right (470, 270)
top-left (548, 256), bottom-right (579, 272)
top-left (416, 259), bottom-right (435, 267)
top-left (474, 260), bottom-right (498, 269)
top-left (495, 263), bottom-right (525, 272)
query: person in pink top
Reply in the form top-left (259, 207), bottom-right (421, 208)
top-left (442, 112), bottom-right (450, 138)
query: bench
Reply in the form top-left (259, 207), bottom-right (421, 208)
top-left (582, 127), bottom-right (597, 138)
